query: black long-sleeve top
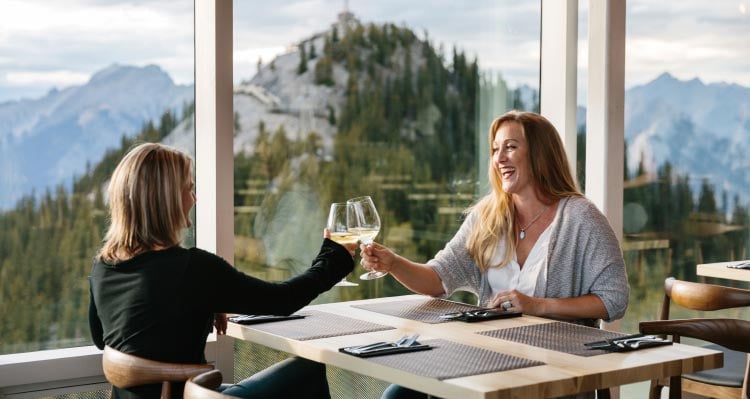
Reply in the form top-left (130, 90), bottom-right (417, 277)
top-left (89, 238), bottom-right (353, 398)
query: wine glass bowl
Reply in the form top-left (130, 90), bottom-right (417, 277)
top-left (347, 196), bottom-right (385, 280)
top-left (327, 202), bottom-right (359, 286)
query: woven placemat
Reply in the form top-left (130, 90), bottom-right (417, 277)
top-left (351, 297), bottom-right (483, 323)
top-left (478, 321), bottom-right (629, 356)
top-left (364, 339), bottom-right (544, 380)
top-left (247, 310), bottom-right (394, 341)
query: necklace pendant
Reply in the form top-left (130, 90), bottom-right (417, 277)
top-left (519, 230), bottom-right (526, 240)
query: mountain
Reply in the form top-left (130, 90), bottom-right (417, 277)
top-left (164, 26), bottom-right (346, 160)
top-left (624, 72), bottom-right (750, 201)
top-left (0, 64), bottom-right (193, 209)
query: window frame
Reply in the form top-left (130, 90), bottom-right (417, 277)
top-left (0, 0), bottom-right (626, 395)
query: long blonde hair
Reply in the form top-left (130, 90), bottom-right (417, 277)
top-left (98, 142), bottom-right (193, 262)
top-left (466, 111), bottom-right (581, 271)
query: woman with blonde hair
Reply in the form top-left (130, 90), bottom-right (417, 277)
top-left (361, 111), bottom-right (629, 399)
top-left (89, 142), bottom-right (354, 399)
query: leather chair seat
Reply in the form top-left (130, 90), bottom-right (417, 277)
top-left (684, 343), bottom-right (746, 388)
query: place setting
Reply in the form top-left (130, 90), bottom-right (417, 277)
top-left (583, 333), bottom-right (673, 352)
top-left (340, 332), bottom-right (546, 380)
top-left (339, 333), bottom-right (430, 358)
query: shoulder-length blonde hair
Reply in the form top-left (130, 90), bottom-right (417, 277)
top-left (98, 142), bottom-right (193, 262)
top-left (466, 110), bottom-right (581, 271)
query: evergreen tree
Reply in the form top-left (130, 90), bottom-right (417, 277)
top-left (309, 42), bottom-right (317, 59)
top-left (297, 44), bottom-right (308, 74)
top-left (314, 55), bottom-right (334, 86)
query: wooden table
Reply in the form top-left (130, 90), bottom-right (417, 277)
top-left (697, 260), bottom-right (750, 282)
top-left (226, 295), bottom-right (721, 399)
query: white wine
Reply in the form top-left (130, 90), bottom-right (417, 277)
top-left (350, 227), bottom-right (379, 243)
top-left (329, 232), bottom-right (360, 244)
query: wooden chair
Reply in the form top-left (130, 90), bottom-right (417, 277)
top-left (638, 277), bottom-right (750, 399)
top-left (102, 346), bottom-right (214, 399)
top-left (184, 370), bottom-right (238, 399)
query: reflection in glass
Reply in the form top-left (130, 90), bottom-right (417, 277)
top-left (621, 0), bottom-right (750, 336)
top-left (232, 1), bottom-right (541, 305)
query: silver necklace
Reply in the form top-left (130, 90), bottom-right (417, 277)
top-left (517, 205), bottom-right (550, 240)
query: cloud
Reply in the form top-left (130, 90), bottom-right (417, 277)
top-left (624, 0), bottom-right (750, 87)
top-left (0, 0), bottom-right (748, 103)
top-left (0, 0), bottom-right (193, 102)
top-left (4, 70), bottom-right (90, 86)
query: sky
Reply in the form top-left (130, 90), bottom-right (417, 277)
top-left (0, 0), bottom-right (748, 103)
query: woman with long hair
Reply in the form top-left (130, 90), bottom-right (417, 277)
top-left (361, 111), bottom-right (629, 399)
top-left (89, 142), bottom-right (354, 399)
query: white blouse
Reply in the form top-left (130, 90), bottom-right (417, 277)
top-left (487, 209), bottom-right (559, 296)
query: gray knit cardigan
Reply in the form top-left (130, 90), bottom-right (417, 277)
top-left (428, 196), bottom-right (629, 325)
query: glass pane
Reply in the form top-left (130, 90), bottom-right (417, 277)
top-left (623, 1), bottom-right (750, 326)
top-left (0, 1), bottom-right (195, 355)
top-left (232, 2), bottom-right (540, 302)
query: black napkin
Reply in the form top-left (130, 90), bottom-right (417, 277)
top-left (340, 341), bottom-right (432, 358)
top-left (439, 309), bottom-right (522, 322)
top-left (228, 314), bottom-right (306, 325)
top-left (585, 333), bottom-right (672, 352)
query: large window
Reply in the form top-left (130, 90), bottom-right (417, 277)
top-left (0, 0), bottom-right (195, 355)
top-left (621, 0), bottom-right (750, 330)
top-left (231, 1), bottom-right (541, 302)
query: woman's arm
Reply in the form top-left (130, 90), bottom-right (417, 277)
top-left (490, 290), bottom-right (609, 320)
top-left (88, 277), bottom-right (105, 349)
top-left (360, 242), bottom-right (445, 296)
top-left (200, 238), bottom-right (355, 316)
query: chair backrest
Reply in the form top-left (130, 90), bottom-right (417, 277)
top-left (639, 318), bottom-right (750, 399)
top-left (660, 277), bottom-right (750, 320)
top-left (103, 346), bottom-right (214, 399)
top-left (184, 370), bottom-right (236, 399)
top-left (640, 318), bottom-right (750, 353)
top-left (645, 277), bottom-right (750, 399)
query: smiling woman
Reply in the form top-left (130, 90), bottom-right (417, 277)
top-left (229, 1), bottom-right (541, 396)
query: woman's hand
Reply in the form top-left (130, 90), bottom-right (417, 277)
top-left (360, 241), bottom-right (397, 274)
top-left (490, 290), bottom-right (540, 314)
top-left (213, 313), bottom-right (227, 335)
top-left (490, 291), bottom-right (608, 320)
top-left (323, 228), bottom-right (357, 257)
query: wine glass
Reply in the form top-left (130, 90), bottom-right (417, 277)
top-left (327, 202), bottom-right (359, 287)
top-left (347, 196), bottom-right (384, 280)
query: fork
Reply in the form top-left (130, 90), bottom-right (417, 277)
top-left (615, 337), bottom-right (664, 349)
top-left (400, 334), bottom-right (420, 347)
top-left (349, 335), bottom-right (411, 353)
top-left (613, 335), bottom-right (659, 345)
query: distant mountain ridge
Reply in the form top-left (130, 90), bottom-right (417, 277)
top-left (0, 64), bottom-right (193, 209)
top-left (625, 72), bottom-right (750, 202)
top-left (1, 58), bottom-right (747, 211)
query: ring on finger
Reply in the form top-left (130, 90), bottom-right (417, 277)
top-left (501, 301), bottom-right (512, 310)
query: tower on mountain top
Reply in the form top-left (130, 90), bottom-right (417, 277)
top-left (337, 0), bottom-right (358, 29)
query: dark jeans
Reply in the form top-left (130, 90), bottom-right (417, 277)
top-left (382, 384), bottom-right (596, 399)
top-left (381, 384), bottom-right (438, 399)
top-left (220, 357), bottom-right (330, 399)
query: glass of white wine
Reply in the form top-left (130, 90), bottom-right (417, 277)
top-left (347, 195), bottom-right (385, 280)
top-left (327, 202), bottom-right (359, 287)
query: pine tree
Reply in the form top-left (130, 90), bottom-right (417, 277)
top-left (297, 44), bottom-right (308, 74)
top-left (309, 43), bottom-right (317, 59)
